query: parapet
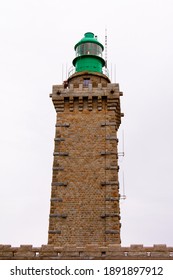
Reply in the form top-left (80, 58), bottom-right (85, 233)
top-left (49, 83), bottom-right (123, 128)
top-left (50, 83), bottom-right (122, 97)
top-left (0, 244), bottom-right (173, 260)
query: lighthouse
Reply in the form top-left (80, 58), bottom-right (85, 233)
top-left (0, 32), bottom-right (172, 261)
top-left (48, 32), bottom-right (123, 246)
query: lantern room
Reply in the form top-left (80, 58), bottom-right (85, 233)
top-left (72, 32), bottom-right (105, 73)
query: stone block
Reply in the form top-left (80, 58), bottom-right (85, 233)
top-left (130, 244), bottom-right (144, 250)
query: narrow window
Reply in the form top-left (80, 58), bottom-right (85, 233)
top-left (83, 78), bottom-right (90, 87)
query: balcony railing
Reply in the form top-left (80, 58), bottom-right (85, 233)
top-left (68, 66), bottom-right (109, 78)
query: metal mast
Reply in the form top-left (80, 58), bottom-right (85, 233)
top-left (105, 28), bottom-right (107, 68)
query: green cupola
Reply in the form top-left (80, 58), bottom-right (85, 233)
top-left (73, 32), bottom-right (105, 73)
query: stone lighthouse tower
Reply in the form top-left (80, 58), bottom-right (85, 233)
top-left (0, 32), bottom-right (173, 261)
top-left (48, 32), bottom-right (123, 247)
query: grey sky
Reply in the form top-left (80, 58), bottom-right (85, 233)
top-left (0, 0), bottom-right (173, 247)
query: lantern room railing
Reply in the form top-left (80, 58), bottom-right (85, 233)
top-left (68, 66), bottom-right (109, 78)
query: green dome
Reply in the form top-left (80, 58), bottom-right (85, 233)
top-left (73, 32), bottom-right (105, 74)
top-left (74, 32), bottom-right (104, 50)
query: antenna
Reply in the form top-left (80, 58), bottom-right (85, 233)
top-left (105, 28), bottom-right (107, 68)
top-left (118, 129), bottom-right (126, 200)
top-left (118, 129), bottom-right (125, 157)
top-left (62, 64), bottom-right (64, 83)
top-left (121, 171), bottom-right (126, 200)
top-left (66, 63), bottom-right (68, 80)
top-left (122, 129), bottom-right (125, 156)
top-left (114, 64), bottom-right (116, 83)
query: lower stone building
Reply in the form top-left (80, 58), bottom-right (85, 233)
top-left (1, 244), bottom-right (173, 260)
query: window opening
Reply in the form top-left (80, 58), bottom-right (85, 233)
top-left (83, 78), bottom-right (90, 87)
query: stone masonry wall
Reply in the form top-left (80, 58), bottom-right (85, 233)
top-left (0, 244), bottom-right (173, 260)
top-left (48, 79), bottom-right (123, 246)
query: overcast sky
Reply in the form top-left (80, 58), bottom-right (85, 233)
top-left (0, 0), bottom-right (173, 247)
